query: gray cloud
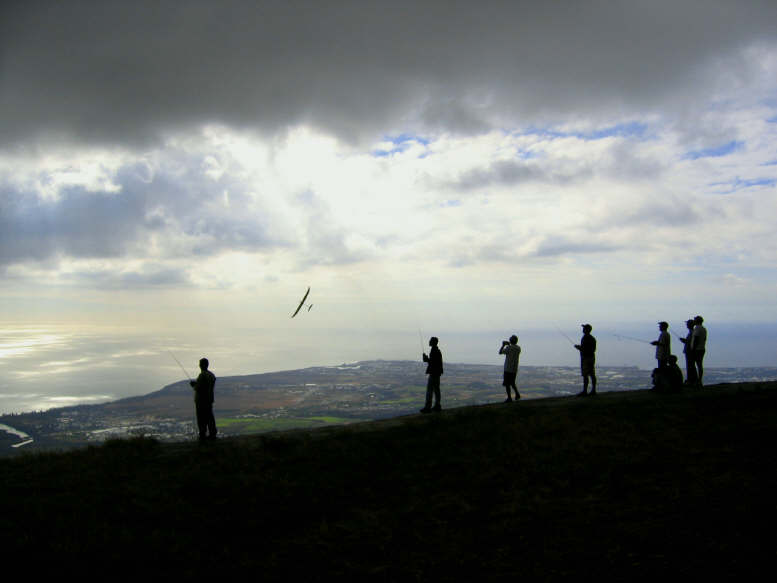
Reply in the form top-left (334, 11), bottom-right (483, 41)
top-left (619, 198), bottom-right (703, 228)
top-left (0, 153), bottom-right (290, 268)
top-left (2, 1), bottom-right (775, 149)
top-left (61, 265), bottom-right (192, 289)
top-left (533, 237), bottom-right (620, 258)
top-left (449, 159), bottom-right (586, 191)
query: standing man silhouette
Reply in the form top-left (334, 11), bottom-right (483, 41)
top-left (679, 319), bottom-right (697, 386)
top-left (651, 322), bottom-right (671, 369)
top-left (575, 324), bottom-right (597, 396)
top-left (690, 315), bottom-right (707, 387)
top-left (499, 335), bottom-right (521, 402)
top-left (421, 337), bottom-right (443, 413)
top-left (190, 357), bottom-right (217, 441)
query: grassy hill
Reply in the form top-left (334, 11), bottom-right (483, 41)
top-left (1, 381), bottom-right (775, 580)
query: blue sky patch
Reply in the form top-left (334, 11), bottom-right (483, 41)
top-left (683, 140), bottom-right (744, 160)
top-left (708, 176), bottom-right (776, 193)
top-left (519, 121), bottom-right (648, 142)
top-left (371, 133), bottom-right (430, 157)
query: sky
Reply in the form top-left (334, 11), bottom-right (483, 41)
top-left (1, 2), bottom-right (777, 411)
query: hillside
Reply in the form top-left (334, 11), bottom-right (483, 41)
top-left (1, 381), bottom-right (775, 580)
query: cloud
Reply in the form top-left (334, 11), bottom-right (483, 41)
top-left (533, 237), bottom-right (620, 258)
top-left (450, 159), bottom-right (567, 191)
top-left (2, 1), bottom-right (776, 149)
top-left (0, 144), bottom-right (292, 270)
top-left (61, 265), bottom-right (192, 289)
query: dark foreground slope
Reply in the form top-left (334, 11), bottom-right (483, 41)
top-left (1, 382), bottom-right (775, 580)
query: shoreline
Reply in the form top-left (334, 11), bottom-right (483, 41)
top-left (0, 423), bottom-right (34, 448)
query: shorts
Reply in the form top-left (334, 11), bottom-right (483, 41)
top-left (581, 357), bottom-right (595, 377)
top-left (503, 370), bottom-right (517, 387)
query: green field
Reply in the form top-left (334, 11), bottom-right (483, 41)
top-left (216, 415), bottom-right (358, 433)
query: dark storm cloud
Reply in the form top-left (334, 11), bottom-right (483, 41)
top-left (2, 1), bottom-right (775, 148)
top-left (0, 153), bottom-right (289, 268)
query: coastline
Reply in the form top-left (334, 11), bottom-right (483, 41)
top-left (0, 423), bottom-right (33, 448)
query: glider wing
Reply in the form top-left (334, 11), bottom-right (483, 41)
top-left (291, 286), bottom-right (311, 318)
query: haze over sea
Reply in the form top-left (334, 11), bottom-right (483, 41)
top-left (1, 321), bottom-right (774, 415)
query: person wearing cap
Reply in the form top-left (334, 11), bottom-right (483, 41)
top-left (574, 324), bottom-right (597, 396)
top-left (679, 319), bottom-right (697, 386)
top-left (499, 334), bottom-right (521, 402)
top-left (190, 357), bottom-right (217, 441)
top-left (420, 336), bottom-right (444, 413)
top-left (651, 322), bottom-right (671, 369)
top-left (690, 315), bottom-right (707, 387)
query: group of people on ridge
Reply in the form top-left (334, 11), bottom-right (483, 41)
top-left (651, 315), bottom-right (707, 393)
top-left (419, 316), bottom-right (709, 411)
top-left (191, 317), bottom-right (710, 436)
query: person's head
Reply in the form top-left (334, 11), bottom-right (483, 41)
top-left (581, 324), bottom-right (592, 334)
top-left (668, 355), bottom-right (678, 365)
top-left (509, 334), bottom-right (518, 344)
top-left (686, 319), bottom-right (695, 330)
top-left (694, 315), bottom-right (704, 325)
top-left (199, 357), bottom-right (209, 370)
top-left (429, 336), bottom-right (438, 347)
top-left (658, 321), bottom-right (668, 331)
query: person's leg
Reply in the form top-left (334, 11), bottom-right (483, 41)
top-left (432, 375), bottom-right (441, 410)
top-left (422, 377), bottom-right (433, 411)
top-left (695, 350), bottom-right (705, 387)
top-left (195, 402), bottom-right (208, 439)
top-left (207, 405), bottom-right (217, 438)
top-left (684, 353), bottom-right (697, 385)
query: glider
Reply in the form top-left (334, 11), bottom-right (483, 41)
top-left (291, 286), bottom-right (311, 318)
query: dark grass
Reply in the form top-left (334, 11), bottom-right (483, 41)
top-left (1, 382), bottom-right (776, 580)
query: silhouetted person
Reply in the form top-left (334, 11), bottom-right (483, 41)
top-left (499, 335), bottom-right (521, 402)
top-left (690, 315), bottom-right (707, 387)
top-left (190, 357), bottom-right (217, 441)
top-left (420, 337), bottom-right (443, 413)
top-left (679, 319), bottom-right (697, 386)
top-left (653, 354), bottom-right (684, 393)
top-left (574, 324), bottom-right (597, 396)
top-left (651, 321), bottom-right (671, 368)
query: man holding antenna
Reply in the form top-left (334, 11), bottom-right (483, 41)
top-left (575, 324), bottom-right (597, 397)
top-left (190, 357), bottom-right (217, 441)
top-left (420, 337), bottom-right (443, 413)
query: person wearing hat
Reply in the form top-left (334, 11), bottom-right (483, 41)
top-left (574, 324), bottom-right (597, 396)
top-left (651, 322), bottom-right (671, 369)
top-left (499, 334), bottom-right (522, 402)
top-left (420, 336), bottom-right (444, 413)
top-left (690, 315), bottom-right (707, 387)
